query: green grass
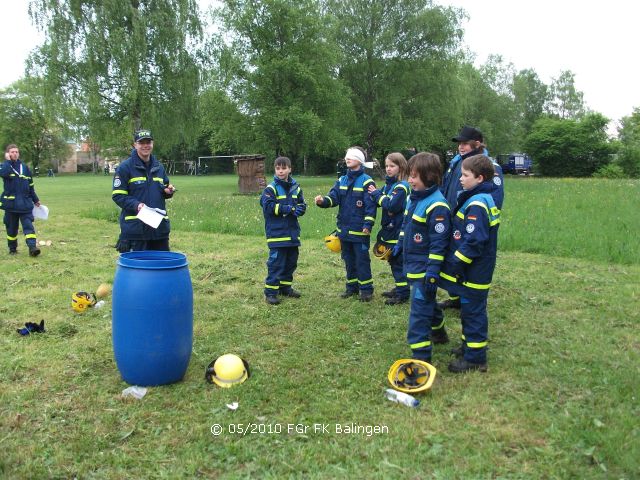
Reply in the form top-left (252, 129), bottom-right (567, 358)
top-left (0, 174), bottom-right (638, 479)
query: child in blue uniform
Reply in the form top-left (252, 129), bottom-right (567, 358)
top-left (439, 126), bottom-right (504, 310)
top-left (398, 153), bottom-right (451, 361)
top-left (367, 152), bottom-right (410, 305)
top-left (438, 154), bottom-right (501, 372)
top-left (315, 147), bottom-right (377, 302)
top-left (260, 156), bottom-right (306, 305)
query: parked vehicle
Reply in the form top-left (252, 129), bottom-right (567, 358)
top-left (497, 153), bottom-right (533, 175)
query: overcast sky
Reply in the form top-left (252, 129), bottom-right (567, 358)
top-left (1, 1), bottom-right (636, 134)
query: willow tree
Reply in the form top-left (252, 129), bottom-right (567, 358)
top-left (29, 0), bottom-right (202, 153)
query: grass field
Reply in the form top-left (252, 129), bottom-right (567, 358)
top-left (1, 174), bottom-right (638, 479)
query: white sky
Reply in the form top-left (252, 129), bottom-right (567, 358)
top-left (1, 1), bottom-right (636, 134)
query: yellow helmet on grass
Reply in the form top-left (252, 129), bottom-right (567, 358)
top-left (71, 292), bottom-right (97, 313)
top-left (324, 231), bottom-right (341, 253)
top-left (206, 354), bottom-right (250, 388)
top-left (387, 359), bottom-right (437, 394)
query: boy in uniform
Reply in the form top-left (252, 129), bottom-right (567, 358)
top-left (438, 154), bottom-right (501, 373)
top-left (260, 156), bottom-right (306, 305)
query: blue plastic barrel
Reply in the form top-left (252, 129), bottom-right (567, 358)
top-left (112, 251), bottom-right (193, 386)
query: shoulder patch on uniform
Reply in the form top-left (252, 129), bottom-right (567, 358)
top-left (468, 215), bottom-right (477, 221)
top-left (435, 216), bottom-right (444, 222)
top-left (113, 178), bottom-right (121, 188)
top-left (434, 222), bottom-right (445, 233)
top-left (493, 176), bottom-right (502, 186)
top-left (466, 223), bottom-right (475, 233)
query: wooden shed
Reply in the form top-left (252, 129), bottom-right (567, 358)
top-left (235, 154), bottom-right (267, 194)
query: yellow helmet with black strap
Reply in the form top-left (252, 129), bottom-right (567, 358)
top-left (387, 359), bottom-right (437, 394)
top-left (71, 292), bottom-right (96, 313)
top-left (205, 354), bottom-right (250, 388)
top-left (324, 231), bottom-right (341, 253)
top-left (373, 241), bottom-right (392, 261)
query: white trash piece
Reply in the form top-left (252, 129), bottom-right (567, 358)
top-left (385, 388), bottom-right (420, 407)
top-left (122, 386), bottom-right (148, 399)
top-left (32, 204), bottom-right (49, 220)
top-left (94, 300), bottom-right (106, 309)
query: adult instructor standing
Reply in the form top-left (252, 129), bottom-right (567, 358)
top-left (112, 129), bottom-right (175, 252)
top-left (0, 144), bottom-right (42, 256)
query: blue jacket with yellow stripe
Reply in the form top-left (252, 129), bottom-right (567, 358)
top-left (371, 176), bottom-right (409, 246)
top-left (0, 159), bottom-right (39, 213)
top-left (399, 185), bottom-right (451, 282)
top-left (439, 181), bottom-right (500, 299)
top-left (441, 148), bottom-right (504, 210)
top-left (317, 167), bottom-right (376, 243)
top-left (111, 149), bottom-right (173, 241)
top-left (260, 175), bottom-right (306, 248)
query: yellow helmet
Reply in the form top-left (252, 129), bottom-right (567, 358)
top-left (71, 291), bottom-right (96, 313)
top-left (373, 241), bottom-right (391, 261)
top-left (205, 354), bottom-right (250, 388)
top-left (324, 231), bottom-right (341, 253)
top-left (387, 359), bottom-right (437, 394)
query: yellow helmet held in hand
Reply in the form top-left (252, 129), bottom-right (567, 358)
top-left (387, 359), bottom-right (437, 394)
top-left (71, 291), bottom-right (96, 313)
top-left (373, 241), bottom-right (391, 261)
top-left (205, 354), bottom-right (250, 388)
top-left (324, 231), bottom-right (341, 253)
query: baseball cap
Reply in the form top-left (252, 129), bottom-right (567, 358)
top-left (451, 126), bottom-right (483, 143)
top-left (134, 129), bottom-right (153, 142)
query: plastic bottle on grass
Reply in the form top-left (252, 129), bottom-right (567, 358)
top-left (385, 388), bottom-right (419, 407)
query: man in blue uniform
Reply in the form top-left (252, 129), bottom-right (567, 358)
top-left (0, 144), bottom-right (42, 256)
top-left (112, 130), bottom-right (175, 252)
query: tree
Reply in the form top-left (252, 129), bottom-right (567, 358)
top-left (547, 70), bottom-right (585, 120)
top-left (213, 0), bottom-right (354, 167)
top-left (327, 0), bottom-right (464, 158)
top-left (524, 113), bottom-right (611, 177)
top-left (29, 0), bottom-right (203, 155)
top-left (616, 107), bottom-right (640, 177)
top-left (0, 78), bottom-right (68, 170)
top-left (512, 68), bottom-right (549, 143)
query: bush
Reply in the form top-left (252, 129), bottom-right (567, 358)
top-left (592, 164), bottom-right (626, 179)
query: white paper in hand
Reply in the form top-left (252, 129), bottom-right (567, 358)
top-left (32, 204), bottom-right (49, 220)
top-left (136, 205), bottom-right (165, 228)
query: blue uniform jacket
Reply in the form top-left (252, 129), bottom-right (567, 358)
top-left (439, 181), bottom-right (501, 299)
top-left (0, 160), bottom-right (39, 213)
top-left (318, 167), bottom-right (376, 243)
top-left (111, 149), bottom-right (173, 241)
top-left (441, 148), bottom-right (504, 209)
top-left (370, 176), bottom-right (409, 245)
top-left (260, 175), bottom-right (306, 248)
top-left (399, 185), bottom-right (451, 282)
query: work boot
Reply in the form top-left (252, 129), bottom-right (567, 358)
top-left (437, 298), bottom-right (461, 309)
top-left (359, 292), bottom-right (373, 302)
top-left (450, 343), bottom-right (464, 358)
top-left (29, 246), bottom-right (41, 257)
top-left (9, 249), bottom-right (17, 255)
top-left (381, 289), bottom-right (397, 298)
top-left (340, 291), bottom-right (359, 299)
top-left (265, 295), bottom-right (280, 305)
top-left (280, 289), bottom-right (301, 298)
top-left (448, 358), bottom-right (487, 373)
top-left (431, 328), bottom-right (450, 345)
top-left (384, 295), bottom-right (408, 306)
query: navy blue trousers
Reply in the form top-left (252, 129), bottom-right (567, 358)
top-left (264, 246), bottom-right (299, 297)
top-left (341, 240), bottom-right (373, 293)
top-left (459, 296), bottom-right (488, 364)
top-left (388, 253), bottom-right (409, 298)
top-left (407, 281), bottom-right (443, 361)
top-left (4, 211), bottom-right (36, 251)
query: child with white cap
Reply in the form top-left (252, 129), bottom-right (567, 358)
top-left (315, 147), bottom-right (377, 301)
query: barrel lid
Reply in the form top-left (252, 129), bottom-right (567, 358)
top-left (117, 251), bottom-right (188, 269)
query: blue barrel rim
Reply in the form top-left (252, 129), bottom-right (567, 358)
top-left (117, 250), bottom-right (189, 270)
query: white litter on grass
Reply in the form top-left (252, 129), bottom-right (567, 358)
top-left (226, 402), bottom-right (239, 411)
top-left (122, 386), bottom-right (148, 399)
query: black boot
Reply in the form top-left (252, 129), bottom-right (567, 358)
top-left (280, 289), bottom-right (301, 298)
top-left (448, 358), bottom-right (487, 373)
top-left (265, 295), bottom-right (280, 305)
top-left (29, 245), bottom-right (41, 257)
top-left (431, 328), bottom-right (449, 345)
top-left (359, 292), bottom-right (373, 302)
top-left (340, 291), bottom-right (359, 299)
top-left (381, 289), bottom-right (397, 298)
top-left (384, 295), bottom-right (408, 306)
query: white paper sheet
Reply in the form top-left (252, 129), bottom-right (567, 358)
top-left (136, 205), bottom-right (165, 228)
